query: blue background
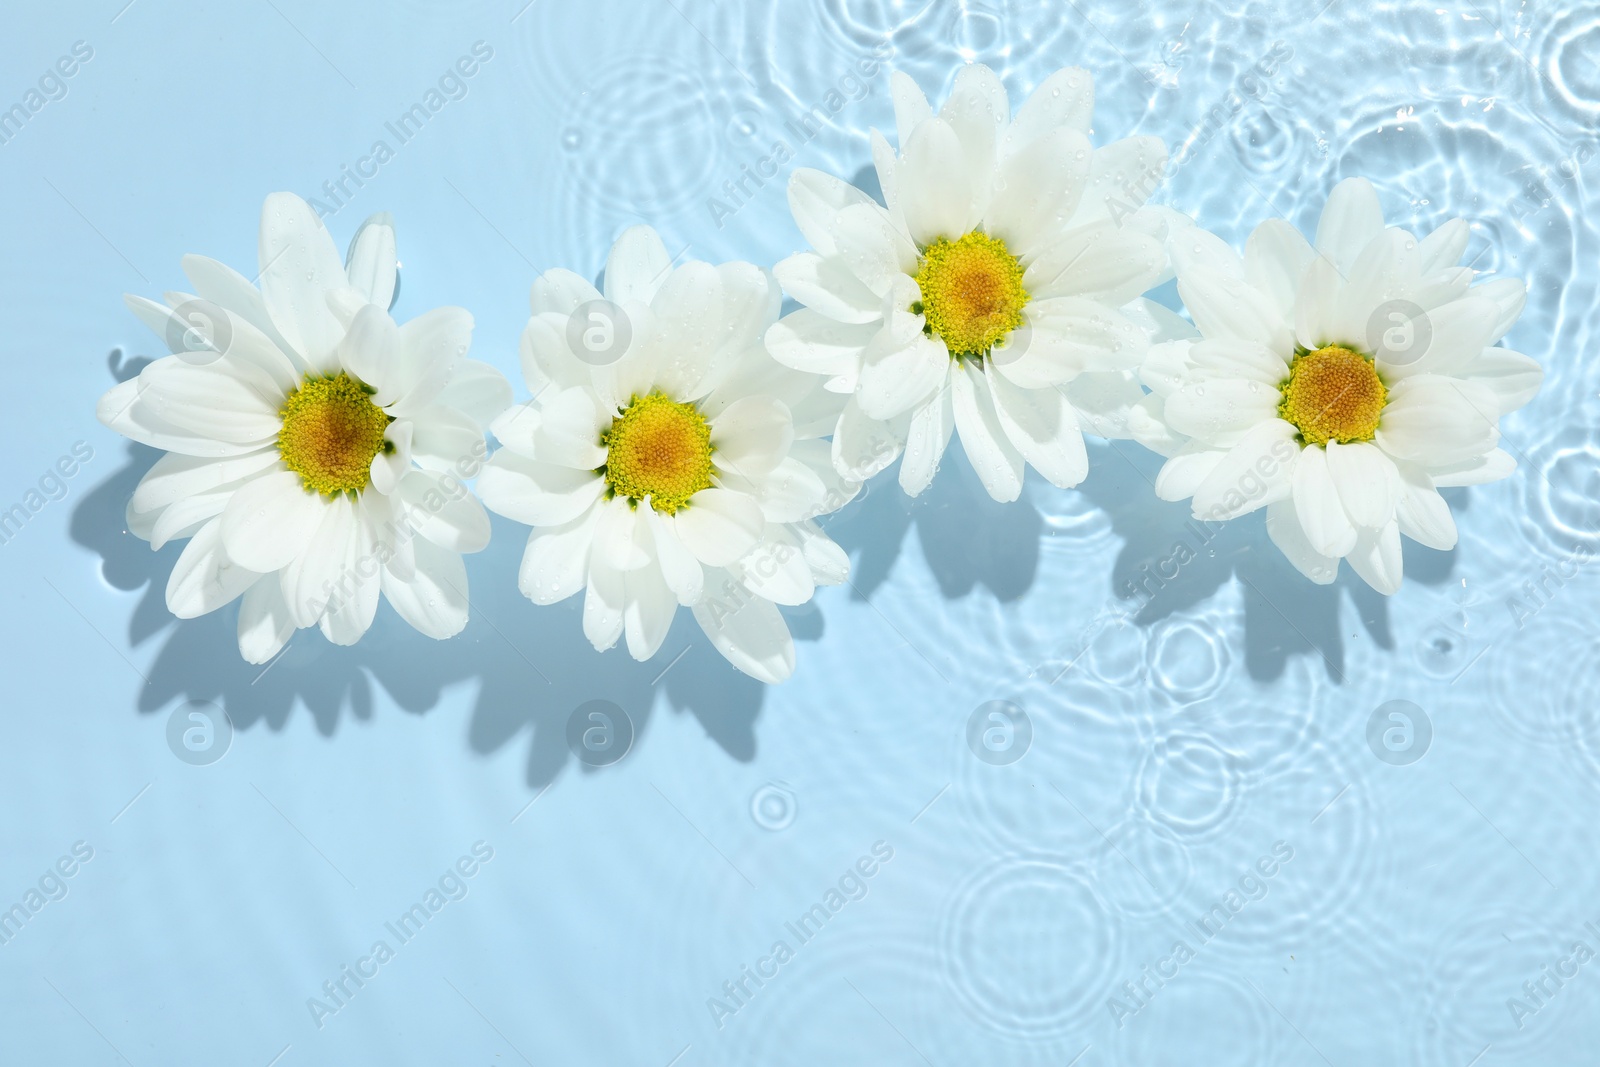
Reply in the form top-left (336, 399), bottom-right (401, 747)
top-left (3, 0), bottom-right (1598, 1063)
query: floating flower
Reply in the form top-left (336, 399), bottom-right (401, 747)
top-left (1135, 177), bottom-right (1542, 593)
top-left (766, 64), bottom-right (1179, 502)
top-left (478, 226), bottom-right (856, 683)
top-left (97, 194), bottom-right (510, 661)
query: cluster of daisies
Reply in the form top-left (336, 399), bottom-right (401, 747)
top-left (98, 64), bottom-right (1541, 684)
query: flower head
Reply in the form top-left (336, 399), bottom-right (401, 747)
top-left (97, 194), bottom-right (511, 661)
top-left (1135, 177), bottom-right (1542, 592)
top-left (479, 226), bottom-right (857, 683)
top-left (767, 64), bottom-right (1182, 502)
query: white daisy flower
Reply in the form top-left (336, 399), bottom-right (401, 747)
top-left (766, 63), bottom-right (1178, 502)
top-left (97, 193), bottom-right (511, 662)
top-left (1137, 177), bottom-right (1542, 593)
top-left (479, 226), bottom-right (856, 684)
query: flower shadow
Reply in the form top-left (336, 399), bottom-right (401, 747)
top-left (73, 351), bottom-right (782, 788)
top-left (823, 444), bottom-right (1044, 603)
top-left (1079, 439), bottom-right (1460, 682)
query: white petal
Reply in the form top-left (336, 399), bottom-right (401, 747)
top-left (595, 496), bottom-right (651, 572)
top-left (389, 307), bottom-right (473, 416)
top-left (1385, 290), bottom-right (1497, 378)
top-left (181, 253), bottom-right (298, 363)
top-left (1347, 521), bottom-right (1403, 595)
top-left (796, 521), bottom-right (850, 585)
top-left (899, 116), bottom-right (975, 245)
top-left (437, 359), bottom-right (512, 427)
top-left (520, 312), bottom-right (584, 395)
top-left (535, 387), bottom-right (609, 469)
top-left (1188, 339), bottom-right (1288, 386)
top-left (996, 299), bottom-right (1145, 388)
top-left (830, 202), bottom-right (919, 295)
top-left (1330, 227), bottom-right (1421, 348)
top-left (583, 548), bottom-right (625, 651)
top-left (148, 484), bottom-right (236, 551)
top-left (1175, 235), bottom-right (1285, 348)
top-left (490, 402), bottom-right (541, 457)
top-left (765, 309), bottom-right (877, 378)
top-left (281, 493), bottom-right (358, 627)
top-left (711, 395), bottom-right (794, 480)
top-left (1023, 221), bottom-right (1164, 305)
top-left (1190, 419), bottom-right (1298, 520)
top-left (787, 168), bottom-right (880, 258)
top-left (530, 268), bottom-right (602, 316)
top-left (1476, 277), bottom-right (1527, 344)
top-left (642, 261), bottom-right (723, 398)
top-left (1418, 217), bottom-right (1469, 274)
top-left (985, 128), bottom-right (1092, 256)
top-left (409, 406), bottom-right (489, 474)
top-left (890, 70), bottom-right (932, 148)
top-left (166, 518), bottom-right (261, 619)
top-left (692, 576), bottom-right (795, 684)
top-left (1394, 464), bottom-right (1458, 550)
top-left (899, 384), bottom-right (955, 496)
top-left (345, 212), bottom-right (397, 310)
top-left (604, 225), bottom-right (673, 305)
top-left (1008, 66), bottom-right (1094, 148)
top-left (397, 469), bottom-right (492, 552)
top-left (736, 526), bottom-right (815, 606)
top-left (1163, 379), bottom-right (1281, 445)
top-left (131, 358), bottom-right (281, 445)
top-left (1265, 498), bottom-right (1339, 585)
top-left (131, 449), bottom-right (281, 513)
top-left (1430, 447), bottom-right (1516, 487)
top-left (1070, 136), bottom-right (1167, 227)
top-left (940, 64), bottom-right (1007, 218)
top-left (1292, 253), bottom-right (1346, 351)
top-left (219, 470), bottom-right (327, 573)
top-left (477, 451), bottom-right (605, 526)
top-left (1456, 346), bottom-right (1543, 416)
top-left (258, 192), bottom-right (348, 372)
top-left (382, 538), bottom-right (470, 639)
top-left (517, 504), bottom-right (597, 605)
top-left (950, 363), bottom-right (1024, 502)
top-left (672, 488), bottom-right (764, 566)
top-left (98, 375), bottom-right (255, 457)
top-left (1244, 219), bottom-right (1315, 325)
top-left (623, 554), bottom-right (678, 660)
top-left (1324, 440), bottom-right (1400, 530)
top-left (1314, 177), bottom-right (1385, 277)
top-left (1155, 446), bottom-right (1226, 502)
top-left (237, 575), bottom-right (297, 664)
top-left (338, 304), bottom-right (399, 402)
top-left (988, 369), bottom-right (1088, 489)
top-left (643, 504), bottom-right (704, 604)
top-left (857, 332), bottom-right (948, 421)
top-left (1375, 375), bottom-right (1499, 466)
top-left (772, 252), bottom-right (882, 325)
top-left (1291, 446), bottom-right (1358, 558)
top-left (832, 396), bottom-right (904, 481)
top-left (1129, 392), bottom-right (1186, 458)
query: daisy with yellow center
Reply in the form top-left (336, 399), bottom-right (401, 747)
top-left (767, 63), bottom-right (1179, 503)
top-left (913, 231), bottom-right (1030, 360)
top-left (98, 194), bottom-right (510, 662)
top-left (478, 226), bottom-right (856, 684)
top-left (1137, 177), bottom-right (1541, 594)
top-left (277, 373), bottom-right (393, 496)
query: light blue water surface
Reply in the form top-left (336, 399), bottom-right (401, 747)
top-left (3, 0), bottom-right (1599, 1063)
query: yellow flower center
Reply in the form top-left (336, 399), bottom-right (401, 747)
top-left (277, 373), bottom-right (392, 496)
top-left (600, 392), bottom-right (714, 514)
top-left (913, 231), bottom-right (1030, 359)
top-left (1278, 345), bottom-right (1388, 446)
